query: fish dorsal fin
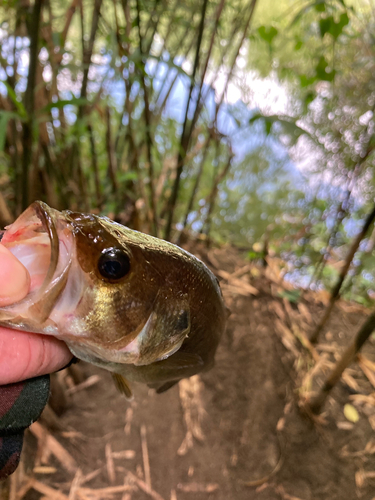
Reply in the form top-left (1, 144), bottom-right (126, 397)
top-left (112, 373), bottom-right (133, 400)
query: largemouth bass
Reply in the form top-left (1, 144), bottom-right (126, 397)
top-left (0, 202), bottom-right (226, 397)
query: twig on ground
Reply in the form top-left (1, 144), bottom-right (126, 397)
top-left (140, 425), bottom-right (151, 489)
top-left (105, 443), bottom-right (116, 484)
top-left (30, 422), bottom-right (77, 473)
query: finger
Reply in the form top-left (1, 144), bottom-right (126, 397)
top-left (0, 244), bottom-right (30, 306)
top-left (0, 327), bottom-right (73, 385)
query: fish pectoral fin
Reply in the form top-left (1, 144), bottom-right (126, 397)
top-left (112, 373), bottom-right (133, 400)
top-left (146, 353), bottom-right (204, 392)
top-left (156, 351), bottom-right (204, 370)
top-left (147, 380), bottom-right (179, 393)
top-left (155, 380), bottom-right (179, 394)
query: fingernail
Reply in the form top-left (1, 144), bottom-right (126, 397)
top-left (0, 244), bottom-right (30, 306)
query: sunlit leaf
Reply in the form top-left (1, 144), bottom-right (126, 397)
top-left (257, 26), bottom-right (278, 45)
top-left (315, 1), bottom-right (326, 12)
top-left (315, 56), bottom-right (336, 82)
top-left (300, 75), bottom-right (317, 87)
top-left (278, 290), bottom-right (301, 303)
top-left (343, 404), bottom-right (359, 423)
top-left (319, 17), bottom-right (332, 38)
top-left (248, 113), bottom-right (315, 145)
top-left (41, 98), bottom-right (89, 113)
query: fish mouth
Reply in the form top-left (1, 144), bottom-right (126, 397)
top-left (0, 201), bottom-right (73, 322)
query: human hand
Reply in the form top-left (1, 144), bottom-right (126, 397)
top-left (0, 244), bottom-right (73, 384)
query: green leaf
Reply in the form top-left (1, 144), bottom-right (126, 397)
top-left (315, 1), bottom-right (326, 12)
top-left (343, 404), bottom-right (359, 423)
top-left (278, 289), bottom-right (301, 303)
top-left (265, 119), bottom-right (272, 135)
top-left (52, 32), bottom-right (62, 47)
top-left (247, 251), bottom-right (259, 261)
top-left (149, 54), bottom-right (191, 80)
top-left (319, 12), bottom-right (349, 40)
top-left (40, 97), bottom-right (88, 113)
top-left (299, 74), bottom-right (317, 87)
top-left (249, 113), bottom-right (315, 145)
top-left (118, 171), bottom-right (138, 182)
top-left (319, 17), bottom-right (333, 38)
top-left (315, 56), bottom-right (336, 82)
top-left (0, 110), bottom-right (25, 150)
top-left (304, 91), bottom-right (315, 110)
top-left (2, 82), bottom-right (27, 119)
top-left (0, 112), bottom-right (9, 151)
top-left (0, 111), bottom-right (25, 151)
top-left (257, 26), bottom-right (278, 45)
top-left (329, 12), bottom-right (349, 39)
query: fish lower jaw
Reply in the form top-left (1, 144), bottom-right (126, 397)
top-left (1, 202), bottom-right (75, 321)
top-left (65, 338), bottom-right (141, 367)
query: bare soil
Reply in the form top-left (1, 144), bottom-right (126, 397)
top-left (7, 245), bottom-right (375, 500)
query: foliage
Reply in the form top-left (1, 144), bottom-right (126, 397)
top-left (245, 0), bottom-right (375, 305)
top-left (1, 0), bottom-right (375, 304)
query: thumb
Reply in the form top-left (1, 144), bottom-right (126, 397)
top-left (0, 244), bottom-right (30, 306)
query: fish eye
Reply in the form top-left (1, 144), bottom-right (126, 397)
top-left (98, 248), bottom-right (130, 281)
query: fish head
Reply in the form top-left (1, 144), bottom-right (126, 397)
top-left (0, 202), bottom-right (192, 366)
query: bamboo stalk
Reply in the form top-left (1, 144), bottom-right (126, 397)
top-left (88, 124), bottom-right (102, 210)
top-left (215, 0), bottom-right (258, 115)
top-left (309, 198), bottom-right (348, 288)
top-left (200, 8), bottom-right (245, 104)
top-left (105, 106), bottom-right (119, 201)
top-left (143, 0), bottom-right (163, 54)
top-left (178, 135), bottom-right (211, 238)
top-left (136, 0), bottom-right (158, 235)
top-left (310, 203), bottom-right (375, 343)
top-left (164, 0), bottom-right (209, 241)
top-left (187, 0), bottom-right (226, 140)
top-left (308, 311), bottom-right (375, 413)
top-left (153, 10), bottom-right (196, 113)
top-left (165, 0), bottom-right (257, 240)
top-left (80, 0), bottom-right (103, 105)
top-left (21, 0), bottom-right (44, 210)
top-left (116, 0), bottom-right (151, 228)
top-left (61, 0), bottom-right (82, 46)
top-left (148, 0), bottom-right (178, 85)
top-left (0, 192), bottom-right (13, 227)
top-left (76, 148), bottom-right (90, 212)
top-left (311, 140), bottom-right (374, 290)
top-left (154, 34), bottom-right (196, 117)
top-left (201, 150), bottom-right (233, 241)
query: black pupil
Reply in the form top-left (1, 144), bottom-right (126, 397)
top-left (98, 249), bottom-right (130, 281)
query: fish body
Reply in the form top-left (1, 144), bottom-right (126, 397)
top-left (0, 202), bottom-right (226, 394)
